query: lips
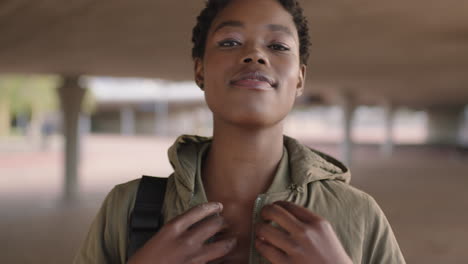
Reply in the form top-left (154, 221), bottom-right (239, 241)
top-left (230, 71), bottom-right (277, 90)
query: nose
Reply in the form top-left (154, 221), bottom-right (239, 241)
top-left (243, 57), bottom-right (266, 64)
top-left (241, 47), bottom-right (268, 65)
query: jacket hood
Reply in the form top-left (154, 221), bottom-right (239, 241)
top-left (167, 135), bottom-right (351, 196)
top-left (284, 135), bottom-right (351, 185)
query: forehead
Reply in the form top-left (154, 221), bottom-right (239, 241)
top-left (209, 0), bottom-right (298, 37)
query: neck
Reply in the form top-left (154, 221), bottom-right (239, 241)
top-left (202, 118), bottom-right (284, 203)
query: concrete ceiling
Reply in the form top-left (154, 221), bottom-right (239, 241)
top-left (1, 0), bottom-right (468, 108)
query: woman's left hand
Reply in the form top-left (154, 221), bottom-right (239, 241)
top-left (255, 201), bottom-right (352, 264)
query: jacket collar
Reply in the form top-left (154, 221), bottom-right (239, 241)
top-left (167, 135), bottom-right (351, 201)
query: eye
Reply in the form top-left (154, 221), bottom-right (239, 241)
top-left (269, 43), bottom-right (290, 51)
top-left (218, 39), bottom-right (242, 48)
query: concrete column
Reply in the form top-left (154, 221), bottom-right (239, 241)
top-left (381, 102), bottom-right (395, 157)
top-left (80, 114), bottom-right (92, 135)
top-left (120, 105), bottom-right (135, 136)
top-left (155, 101), bottom-right (169, 136)
top-left (58, 76), bottom-right (85, 202)
top-left (339, 94), bottom-right (356, 167)
top-left (427, 105), bottom-right (465, 146)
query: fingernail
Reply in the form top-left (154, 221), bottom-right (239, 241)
top-left (212, 202), bottom-right (222, 210)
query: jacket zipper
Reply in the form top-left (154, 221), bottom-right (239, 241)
top-left (249, 194), bottom-right (266, 264)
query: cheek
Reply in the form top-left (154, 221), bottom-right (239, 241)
top-left (203, 52), bottom-right (232, 85)
top-left (276, 65), bottom-right (301, 111)
top-left (203, 90), bottom-right (216, 114)
top-left (278, 63), bottom-right (300, 94)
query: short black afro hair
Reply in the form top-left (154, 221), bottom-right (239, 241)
top-left (191, 0), bottom-right (311, 65)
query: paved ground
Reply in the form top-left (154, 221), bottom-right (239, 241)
top-left (1, 135), bottom-right (467, 263)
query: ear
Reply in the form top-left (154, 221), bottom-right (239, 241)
top-left (296, 64), bottom-right (306, 97)
top-left (194, 57), bottom-right (204, 90)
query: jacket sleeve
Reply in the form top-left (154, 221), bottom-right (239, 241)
top-left (73, 186), bottom-right (125, 264)
top-left (362, 196), bottom-right (406, 264)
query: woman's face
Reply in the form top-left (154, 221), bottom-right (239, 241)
top-left (195, 0), bottom-right (306, 128)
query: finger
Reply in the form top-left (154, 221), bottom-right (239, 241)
top-left (274, 201), bottom-right (322, 224)
top-left (170, 202), bottom-right (223, 233)
top-left (256, 222), bottom-right (298, 253)
top-left (255, 237), bottom-right (288, 264)
top-left (261, 203), bottom-right (304, 234)
top-left (192, 237), bottom-right (237, 263)
top-left (184, 214), bottom-right (228, 243)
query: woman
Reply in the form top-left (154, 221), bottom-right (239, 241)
top-left (74, 0), bottom-right (405, 263)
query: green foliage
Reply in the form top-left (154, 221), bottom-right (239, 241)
top-left (0, 74), bottom-right (60, 115)
top-left (0, 75), bottom-right (25, 105)
top-left (82, 87), bottom-right (97, 115)
top-left (0, 74), bottom-right (96, 116)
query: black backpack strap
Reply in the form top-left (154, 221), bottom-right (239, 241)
top-left (126, 176), bottom-right (168, 261)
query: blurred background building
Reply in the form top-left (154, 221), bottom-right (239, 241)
top-left (0, 0), bottom-right (467, 263)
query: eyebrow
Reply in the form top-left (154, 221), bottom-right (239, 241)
top-left (212, 20), bottom-right (294, 37)
top-left (213, 20), bottom-right (244, 33)
top-left (267, 24), bottom-right (294, 37)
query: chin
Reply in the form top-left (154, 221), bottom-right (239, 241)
top-left (227, 111), bottom-right (284, 129)
top-left (209, 101), bottom-right (289, 129)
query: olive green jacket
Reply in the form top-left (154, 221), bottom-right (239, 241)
top-left (74, 135), bottom-right (405, 264)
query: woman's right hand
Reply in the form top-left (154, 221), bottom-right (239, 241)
top-left (127, 202), bottom-right (236, 264)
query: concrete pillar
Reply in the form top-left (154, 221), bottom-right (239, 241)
top-left (339, 93), bottom-right (356, 167)
top-left (80, 114), bottom-right (92, 135)
top-left (58, 76), bottom-right (85, 202)
top-left (381, 102), bottom-right (395, 157)
top-left (426, 105), bottom-right (465, 146)
top-left (155, 101), bottom-right (169, 136)
top-left (120, 105), bottom-right (135, 136)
